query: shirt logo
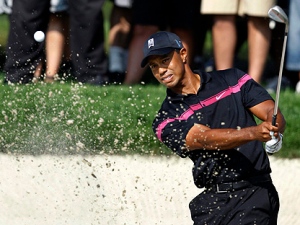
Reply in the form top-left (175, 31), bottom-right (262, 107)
top-left (148, 38), bottom-right (154, 49)
top-left (216, 91), bottom-right (226, 100)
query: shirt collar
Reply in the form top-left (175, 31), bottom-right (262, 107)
top-left (166, 70), bottom-right (211, 97)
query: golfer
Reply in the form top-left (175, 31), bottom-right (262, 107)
top-left (141, 31), bottom-right (285, 225)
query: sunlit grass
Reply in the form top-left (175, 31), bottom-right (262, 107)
top-left (0, 14), bottom-right (9, 48)
top-left (0, 80), bottom-right (170, 156)
top-left (0, 9), bottom-right (299, 158)
top-left (0, 76), bottom-right (299, 158)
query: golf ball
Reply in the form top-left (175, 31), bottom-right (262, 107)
top-left (34, 31), bottom-right (45, 42)
top-left (269, 20), bottom-right (276, 30)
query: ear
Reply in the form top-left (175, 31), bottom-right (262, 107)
top-left (180, 48), bottom-right (188, 63)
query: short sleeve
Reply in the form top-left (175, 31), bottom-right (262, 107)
top-left (152, 110), bottom-right (194, 158)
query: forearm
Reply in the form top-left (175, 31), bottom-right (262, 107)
top-left (185, 124), bottom-right (257, 150)
top-left (185, 121), bottom-right (275, 151)
top-left (251, 100), bottom-right (286, 134)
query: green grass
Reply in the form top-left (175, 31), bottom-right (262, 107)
top-left (0, 14), bottom-right (9, 48)
top-left (0, 5), bottom-right (299, 158)
top-left (0, 75), bottom-right (300, 158)
top-left (0, 14), bottom-right (9, 70)
top-left (0, 79), bottom-right (169, 156)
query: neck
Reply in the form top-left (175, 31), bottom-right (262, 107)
top-left (173, 71), bottom-right (200, 95)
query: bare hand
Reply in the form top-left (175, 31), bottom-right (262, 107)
top-left (255, 121), bottom-right (279, 142)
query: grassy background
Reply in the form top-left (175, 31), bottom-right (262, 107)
top-left (0, 80), bottom-right (300, 158)
top-left (0, 81), bottom-right (168, 156)
top-left (0, 14), bottom-right (9, 70)
top-left (0, 4), bottom-right (299, 158)
top-left (0, 14), bottom-right (8, 44)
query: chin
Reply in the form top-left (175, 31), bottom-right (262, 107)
top-left (164, 82), bottom-right (177, 89)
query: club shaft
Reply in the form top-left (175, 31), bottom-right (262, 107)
top-left (273, 26), bottom-right (288, 126)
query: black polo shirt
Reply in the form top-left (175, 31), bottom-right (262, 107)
top-left (152, 68), bottom-right (274, 188)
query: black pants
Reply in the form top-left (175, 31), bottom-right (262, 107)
top-left (189, 182), bottom-right (279, 225)
top-left (68, 0), bottom-right (107, 82)
top-left (4, 0), bottom-right (107, 83)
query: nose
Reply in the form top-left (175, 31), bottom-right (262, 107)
top-left (158, 65), bottom-right (167, 76)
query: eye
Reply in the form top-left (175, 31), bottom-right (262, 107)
top-left (162, 56), bottom-right (171, 64)
top-left (149, 64), bottom-right (157, 69)
top-left (162, 59), bottom-right (168, 64)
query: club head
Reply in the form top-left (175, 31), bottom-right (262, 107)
top-left (268, 5), bottom-right (289, 24)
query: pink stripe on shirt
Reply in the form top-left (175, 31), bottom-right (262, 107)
top-left (156, 74), bottom-right (252, 141)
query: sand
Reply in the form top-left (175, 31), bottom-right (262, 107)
top-left (0, 154), bottom-right (299, 225)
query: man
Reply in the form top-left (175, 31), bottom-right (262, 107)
top-left (141, 31), bottom-right (285, 224)
top-left (124, 0), bottom-right (198, 85)
top-left (4, 0), bottom-right (107, 85)
top-left (201, 0), bottom-right (274, 84)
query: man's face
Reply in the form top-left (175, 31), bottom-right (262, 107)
top-left (148, 49), bottom-right (185, 89)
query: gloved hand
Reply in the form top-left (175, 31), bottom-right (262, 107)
top-left (265, 132), bottom-right (283, 154)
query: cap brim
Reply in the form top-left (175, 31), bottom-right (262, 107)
top-left (140, 48), bottom-right (176, 68)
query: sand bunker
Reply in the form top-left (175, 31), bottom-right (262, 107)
top-left (0, 154), bottom-right (299, 225)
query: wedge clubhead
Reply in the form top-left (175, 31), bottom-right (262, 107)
top-left (268, 5), bottom-right (289, 26)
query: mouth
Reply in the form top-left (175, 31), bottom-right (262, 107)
top-left (161, 74), bottom-right (173, 83)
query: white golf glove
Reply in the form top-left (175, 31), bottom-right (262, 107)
top-left (265, 132), bottom-right (283, 154)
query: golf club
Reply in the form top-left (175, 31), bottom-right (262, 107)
top-left (268, 5), bottom-right (289, 126)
